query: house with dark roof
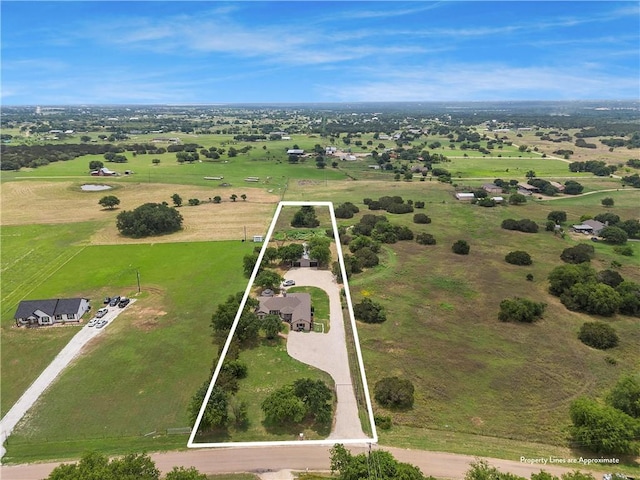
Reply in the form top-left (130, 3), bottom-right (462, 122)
top-left (256, 292), bottom-right (313, 332)
top-left (482, 183), bottom-right (503, 194)
top-left (14, 298), bottom-right (90, 327)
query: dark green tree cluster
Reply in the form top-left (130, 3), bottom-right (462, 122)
top-left (262, 378), bottom-right (333, 427)
top-left (413, 213), bottom-right (431, 224)
top-left (465, 459), bottom-right (597, 480)
top-left (527, 178), bottom-right (560, 196)
top-left (374, 376), bottom-right (415, 409)
top-left (291, 206), bottom-right (320, 227)
top-left (623, 172), bottom-right (640, 188)
top-left (116, 203), bottom-right (183, 238)
top-left (560, 244), bottom-right (595, 264)
top-left (210, 292), bottom-right (260, 344)
top-left (501, 218), bottom-right (539, 233)
top-left (44, 451), bottom-right (207, 480)
top-left (364, 195), bottom-right (417, 214)
top-left (563, 180), bottom-right (585, 195)
top-left (416, 232), bottom-right (437, 245)
top-left (570, 384), bottom-right (640, 455)
top-left (508, 193), bottom-right (528, 205)
top-left (549, 264), bottom-right (639, 317)
top-left (308, 236), bottom-right (332, 267)
top-left (334, 202), bottom-right (360, 219)
top-left (569, 159), bottom-right (616, 176)
top-left (330, 444), bottom-right (431, 480)
top-left (505, 250), bottom-right (532, 266)
top-left (353, 297), bottom-right (387, 324)
top-left (498, 297), bottom-right (546, 323)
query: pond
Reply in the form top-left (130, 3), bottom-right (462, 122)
top-left (81, 184), bottom-right (112, 191)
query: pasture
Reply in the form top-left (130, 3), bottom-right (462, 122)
top-left (2, 125), bottom-right (639, 466)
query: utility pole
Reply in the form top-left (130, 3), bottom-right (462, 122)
top-left (136, 269), bottom-right (141, 293)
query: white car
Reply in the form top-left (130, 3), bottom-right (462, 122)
top-left (96, 319), bottom-right (108, 329)
top-left (95, 308), bottom-right (109, 318)
top-left (282, 279), bottom-right (296, 287)
top-left (87, 318), bottom-right (99, 327)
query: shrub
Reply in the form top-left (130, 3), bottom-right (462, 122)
top-left (188, 198), bottom-right (200, 206)
top-left (498, 297), bottom-right (546, 323)
top-left (505, 250), bottom-right (532, 266)
top-left (600, 226), bottom-right (628, 245)
top-left (452, 239), bottom-right (470, 255)
top-left (354, 247), bottom-right (379, 268)
top-left (547, 211), bottom-right (567, 223)
top-left (353, 298), bottom-right (386, 324)
top-left (413, 213), bottom-right (431, 224)
top-left (374, 377), bottom-right (415, 409)
top-left (416, 233), bottom-right (436, 245)
top-left (508, 193), bottom-right (527, 205)
top-left (578, 322), bottom-right (619, 349)
top-left (501, 218), bottom-right (539, 233)
top-left (374, 415), bottom-right (392, 430)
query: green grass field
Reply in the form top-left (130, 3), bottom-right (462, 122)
top-left (2, 129), bottom-right (639, 471)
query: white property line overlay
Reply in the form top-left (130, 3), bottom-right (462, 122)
top-left (188, 200), bottom-right (378, 448)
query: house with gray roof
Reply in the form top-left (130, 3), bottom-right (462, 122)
top-left (572, 219), bottom-right (606, 236)
top-left (14, 298), bottom-right (90, 327)
top-left (256, 292), bottom-right (313, 332)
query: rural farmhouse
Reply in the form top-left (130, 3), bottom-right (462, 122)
top-left (256, 292), bottom-right (313, 332)
top-left (14, 298), bottom-right (91, 327)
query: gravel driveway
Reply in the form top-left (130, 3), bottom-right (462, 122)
top-left (283, 269), bottom-right (367, 440)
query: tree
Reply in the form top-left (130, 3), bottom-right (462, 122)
top-left (262, 314), bottom-right (283, 340)
top-left (525, 170), bottom-right (536, 178)
top-left (171, 193), bottom-right (182, 207)
top-left (255, 269), bottom-right (283, 290)
top-left (334, 202), bottom-right (360, 219)
top-left (600, 226), bottom-right (628, 245)
top-left (354, 298), bottom-right (386, 323)
top-left (508, 193), bottom-right (527, 205)
top-left (310, 243), bottom-right (331, 267)
top-left (213, 195), bottom-right (221, 203)
top-left (243, 253), bottom-right (260, 278)
top-left (413, 213), bottom-right (431, 224)
top-left (547, 211), bottom-right (567, 224)
top-left (578, 322), bottom-right (619, 349)
top-left (188, 383), bottom-right (228, 431)
top-left (46, 452), bottom-right (161, 480)
top-left (98, 195), bottom-right (120, 210)
top-left (165, 466), bottom-right (208, 480)
top-left (354, 247), bottom-right (379, 267)
top-left (608, 376), bottom-right (640, 418)
top-left (601, 197), bottom-right (615, 207)
top-left (374, 376), bottom-right (415, 409)
top-left (330, 444), bottom-right (431, 480)
top-left (570, 397), bottom-right (638, 454)
top-left (188, 198), bottom-right (200, 206)
top-left (560, 244), bottom-right (595, 264)
top-left (548, 263), bottom-right (597, 296)
top-left (230, 194), bottom-right (237, 202)
top-left (293, 378), bottom-right (333, 423)
top-left (152, 158), bottom-right (161, 165)
top-left (291, 206), bottom-right (320, 228)
top-left (116, 203), bottom-right (183, 238)
top-left (240, 194), bottom-right (247, 201)
top-left (262, 385), bottom-right (306, 424)
top-left (505, 251), bottom-right (532, 265)
top-left (89, 160), bottom-right (104, 171)
top-left (452, 239), bottom-right (470, 255)
top-left (278, 243), bottom-right (304, 266)
top-left (563, 180), bottom-right (584, 195)
top-left (498, 297), bottom-right (546, 323)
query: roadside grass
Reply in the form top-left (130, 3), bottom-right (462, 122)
top-left (194, 337), bottom-right (335, 443)
top-left (4, 241), bottom-right (254, 461)
top-left (287, 286), bottom-right (330, 333)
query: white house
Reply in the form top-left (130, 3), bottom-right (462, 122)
top-left (14, 298), bottom-right (91, 327)
top-left (455, 192), bottom-right (475, 201)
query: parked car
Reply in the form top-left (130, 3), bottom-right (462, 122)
top-left (282, 279), bottom-right (296, 287)
top-left (261, 289), bottom-right (274, 297)
top-left (118, 297), bottom-right (130, 308)
top-left (87, 317), bottom-right (99, 327)
top-left (96, 319), bottom-right (108, 329)
top-left (109, 296), bottom-right (120, 307)
top-left (96, 307), bottom-right (109, 318)
top-left (103, 297), bottom-right (111, 304)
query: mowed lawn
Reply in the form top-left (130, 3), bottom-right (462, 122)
top-left (3, 239), bottom-right (254, 462)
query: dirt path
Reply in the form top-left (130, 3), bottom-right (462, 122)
top-left (0, 302), bottom-right (135, 461)
top-left (0, 444), bottom-right (583, 480)
top-left (284, 268), bottom-right (367, 441)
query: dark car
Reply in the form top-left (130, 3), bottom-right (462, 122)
top-left (109, 296), bottom-right (121, 307)
top-left (118, 297), bottom-right (130, 308)
top-left (103, 297), bottom-right (111, 304)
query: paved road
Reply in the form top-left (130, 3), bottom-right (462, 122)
top-left (0, 301), bottom-right (134, 461)
top-left (284, 268), bottom-right (367, 441)
top-left (0, 444), bottom-right (582, 480)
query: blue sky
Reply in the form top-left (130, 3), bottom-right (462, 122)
top-left (2, 1), bottom-right (638, 105)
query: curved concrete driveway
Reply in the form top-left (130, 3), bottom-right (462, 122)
top-left (283, 268), bottom-right (367, 441)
